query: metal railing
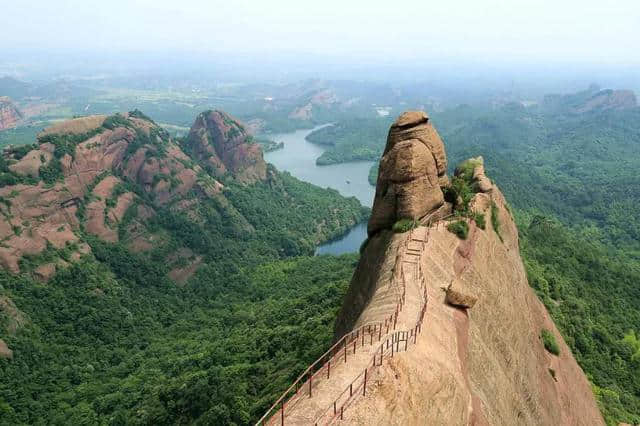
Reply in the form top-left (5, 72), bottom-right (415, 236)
top-left (256, 247), bottom-right (408, 426)
top-left (257, 225), bottom-right (431, 426)
top-left (312, 227), bottom-right (432, 425)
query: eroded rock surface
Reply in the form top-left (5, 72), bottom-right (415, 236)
top-left (368, 111), bottom-right (447, 236)
top-left (185, 110), bottom-right (267, 183)
top-left (0, 112), bottom-right (227, 280)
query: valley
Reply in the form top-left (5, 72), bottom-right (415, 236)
top-left (0, 79), bottom-right (639, 425)
top-left (2, 2), bottom-right (639, 425)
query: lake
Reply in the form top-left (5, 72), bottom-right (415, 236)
top-left (264, 125), bottom-right (374, 255)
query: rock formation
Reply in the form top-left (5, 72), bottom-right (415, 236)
top-left (0, 295), bottom-right (24, 359)
top-left (368, 111), bottom-right (449, 236)
top-left (0, 111), bottom-right (253, 280)
top-left (327, 111), bottom-right (604, 425)
top-left (0, 97), bottom-right (23, 130)
top-left (185, 110), bottom-right (267, 183)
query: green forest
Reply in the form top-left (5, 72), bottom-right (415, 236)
top-left (0, 254), bottom-right (358, 424)
top-left (0, 163), bottom-right (365, 424)
top-left (305, 117), bottom-right (393, 165)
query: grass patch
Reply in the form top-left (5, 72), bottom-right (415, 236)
top-left (447, 220), bottom-right (469, 239)
top-left (541, 329), bottom-right (560, 355)
top-left (392, 218), bottom-right (418, 233)
top-left (455, 158), bottom-right (482, 181)
top-left (445, 159), bottom-right (484, 216)
top-left (491, 201), bottom-right (503, 241)
top-left (473, 212), bottom-right (486, 230)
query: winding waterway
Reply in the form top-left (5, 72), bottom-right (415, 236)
top-left (263, 125), bottom-right (374, 255)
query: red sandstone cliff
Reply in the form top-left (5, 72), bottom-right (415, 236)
top-left (0, 111), bottom-right (265, 282)
top-left (336, 112), bottom-right (603, 425)
top-left (184, 110), bottom-right (267, 183)
top-left (276, 111), bottom-right (603, 425)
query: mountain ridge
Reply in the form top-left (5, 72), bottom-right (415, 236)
top-left (336, 112), bottom-right (603, 425)
top-left (274, 111), bottom-right (604, 425)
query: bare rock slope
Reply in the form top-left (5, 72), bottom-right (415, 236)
top-left (0, 111), bottom-right (266, 280)
top-left (184, 110), bottom-right (267, 183)
top-left (332, 112), bottom-right (603, 425)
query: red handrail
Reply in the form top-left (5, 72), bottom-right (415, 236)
top-left (257, 220), bottom-right (439, 425)
top-left (312, 226), bottom-right (433, 425)
top-left (255, 319), bottom-right (390, 425)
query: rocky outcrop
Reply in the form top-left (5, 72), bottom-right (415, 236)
top-left (34, 263), bottom-right (57, 282)
top-left (446, 279), bottom-right (478, 308)
top-left (8, 143), bottom-right (54, 178)
top-left (185, 110), bottom-right (267, 183)
top-left (368, 111), bottom-right (448, 236)
top-left (328, 111), bottom-right (603, 425)
top-left (38, 114), bottom-right (106, 136)
top-left (0, 296), bottom-right (26, 335)
top-left (0, 97), bottom-right (22, 130)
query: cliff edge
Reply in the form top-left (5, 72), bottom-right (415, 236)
top-left (331, 112), bottom-right (603, 425)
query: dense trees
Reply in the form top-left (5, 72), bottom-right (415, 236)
top-left (305, 117), bottom-right (393, 165)
top-left (521, 216), bottom-right (640, 424)
top-left (0, 254), bottom-right (357, 424)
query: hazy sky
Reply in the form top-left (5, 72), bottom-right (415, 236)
top-left (2, 0), bottom-right (638, 66)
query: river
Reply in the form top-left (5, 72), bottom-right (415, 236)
top-left (263, 125), bottom-right (374, 255)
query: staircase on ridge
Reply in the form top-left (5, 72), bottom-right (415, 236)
top-left (256, 226), bottom-right (432, 426)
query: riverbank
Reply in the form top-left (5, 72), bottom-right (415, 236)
top-left (263, 125), bottom-right (374, 254)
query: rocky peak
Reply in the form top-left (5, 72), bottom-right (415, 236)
top-left (325, 112), bottom-right (603, 425)
top-left (368, 111), bottom-right (449, 236)
top-left (0, 96), bottom-right (23, 130)
top-left (0, 112), bottom-right (218, 277)
top-left (185, 110), bottom-right (267, 183)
